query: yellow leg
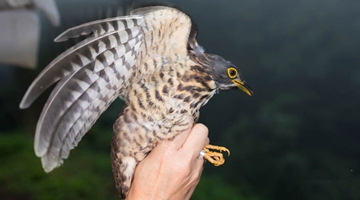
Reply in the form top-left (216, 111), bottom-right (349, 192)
top-left (203, 144), bottom-right (230, 166)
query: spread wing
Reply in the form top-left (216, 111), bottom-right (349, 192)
top-left (20, 15), bottom-right (145, 172)
top-left (19, 15), bottom-right (143, 109)
top-left (19, 6), bottom-right (197, 173)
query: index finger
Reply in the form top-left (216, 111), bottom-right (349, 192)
top-left (156, 124), bottom-right (194, 151)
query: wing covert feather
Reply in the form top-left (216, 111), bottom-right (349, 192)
top-left (131, 6), bottom-right (193, 76)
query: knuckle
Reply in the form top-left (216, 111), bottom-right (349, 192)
top-left (195, 123), bottom-right (209, 134)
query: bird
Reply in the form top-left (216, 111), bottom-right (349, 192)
top-left (19, 5), bottom-right (253, 199)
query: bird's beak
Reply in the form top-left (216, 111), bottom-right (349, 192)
top-left (232, 80), bottom-right (254, 96)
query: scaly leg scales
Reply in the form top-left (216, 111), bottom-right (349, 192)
top-left (203, 144), bottom-right (230, 166)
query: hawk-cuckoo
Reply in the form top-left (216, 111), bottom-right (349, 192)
top-left (20, 5), bottom-right (253, 198)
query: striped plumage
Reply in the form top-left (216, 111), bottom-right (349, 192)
top-left (20, 6), bottom-right (253, 199)
top-left (20, 14), bottom-right (144, 172)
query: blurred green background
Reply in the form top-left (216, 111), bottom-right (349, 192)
top-left (1, 0), bottom-right (360, 199)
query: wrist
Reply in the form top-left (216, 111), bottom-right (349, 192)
top-left (127, 183), bottom-right (167, 200)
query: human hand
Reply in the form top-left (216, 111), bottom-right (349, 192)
top-left (127, 123), bottom-right (209, 200)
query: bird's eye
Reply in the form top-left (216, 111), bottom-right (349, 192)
top-left (227, 67), bottom-right (238, 79)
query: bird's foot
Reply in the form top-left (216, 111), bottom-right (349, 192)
top-left (203, 144), bottom-right (230, 166)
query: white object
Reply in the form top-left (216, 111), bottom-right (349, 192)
top-left (199, 150), bottom-right (206, 159)
top-left (0, 0), bottom-right (60, 69)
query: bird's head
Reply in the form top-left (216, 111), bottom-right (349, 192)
top-left (201, 54), bottom-right (254, 96)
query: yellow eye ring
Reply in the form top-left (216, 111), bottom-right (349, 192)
top-left (227, 67), bottom-right (238, 79)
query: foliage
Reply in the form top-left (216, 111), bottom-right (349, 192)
top-left (0, 130), bottom-right (117, 200)
top-left (0, 130), bottom-right (254, 200)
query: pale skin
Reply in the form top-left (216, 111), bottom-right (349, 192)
top-left (127, 124), bottom-right (210, 200)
